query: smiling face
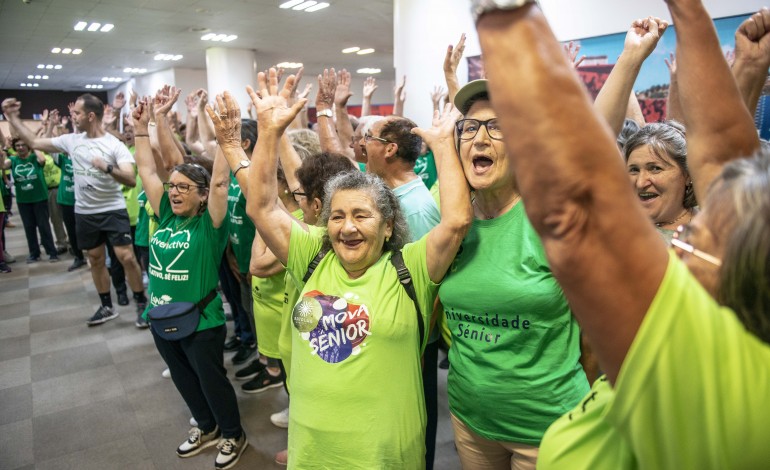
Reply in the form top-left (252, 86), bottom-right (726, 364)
top-left (167, 170), bottom-right (207, 218)
top-left (627, 144), bottom-right (688, 225)
top-left (459, 100), bottom-right (514, 192)
top-left (327, 189), bottom-right (392, 278)
top-left (12, 141), bottom-right (30, 158)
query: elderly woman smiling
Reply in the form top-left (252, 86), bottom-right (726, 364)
top-left (227, 70), bottom-right (471, 469)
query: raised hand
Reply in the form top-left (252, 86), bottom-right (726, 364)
top-left (394, 75), bottom-right (407, 116)
top-left (430, 85), bottom-right (447, 110)
top-left (297, 83), bottom-right (313, 101)
top-left (41, 109), bottom-right (49, 122)
top-left (289, 67), bottom-right (304, 99)
top-left (132, 98), bottom-right (152, 133)
top-left (49, 109), bottom-right (60, 126)
top-left (335, 69), bottom-right (353, 107)
top-left (444, 33), bottom-right (466, 77)
top-left (664, 52), bottom-right (677, 76)
top-left (563, 41), bottom-right (586, 69)
top-left (734, 8), bottom-right (770, 69)
top-left (204, 91), bottom-right (242, 149)
top-left (362, 76), bottom-right (378, 98)
top-left (195, 89), bottom-right (208, 112)
top-left (411, 103), bottom-right (462, 150)
top-left (2, 98), bottom-right (21, 118)
top-left (154, 85), bottom-right (181, 117)
top-left (129, 90), bottom-right (138, 109)
top-left (102, 105), bottom-right (117, 126)
top-left (113, 92), bottom-right (126, 111)
top-left (316, 68), bottom-right (337, 109)
top-left (623, 17), bottom-right (669, 62)
top-left (245, 68), bottom-right (308, 134)
top-left (185, 91), bottom-right (199, 118)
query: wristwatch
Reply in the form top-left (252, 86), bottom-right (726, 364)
top-left (471, 0), bottom-right (538, 23)
top-left (105, 164), bottom-right (114, 174)
top-left (316, 109), bottom-right (333, 118)
top-left (233, 159), bottom-right (250, 177)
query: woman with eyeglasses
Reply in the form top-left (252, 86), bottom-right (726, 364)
top-left (132, 98), bottom-right (248, 469)
top-left (436, 79), bottom-right (589, 469)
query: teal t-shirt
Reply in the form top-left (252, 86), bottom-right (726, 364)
top-left (143, 193), bottom-right (229, 332)
top-left (135, 191), bottom-right (150, 248)
top-left (227, 175), bottom-right (255, 274)
top-left (414, 150), bottom-right (437, 189)
top-left (539, 253), bottom-right (770, 469)
top-left (9, 154), bottom-right (48, 203)
top-left (440, 202), bottom-right (589, 445)
top-left (285, 221), bottom-right (437, 469)
top-left (54, 154), bottom-right (76, 206)
top-left (393, 177), bottom-right (440, 242)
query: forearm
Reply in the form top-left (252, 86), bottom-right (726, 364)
top-left (625, 92), bottom-right (645, 126)
top-left (316, 115), bottom-right (344, 153)
top-left (445, 73), bottom-right (460, 104)
top-left (109, 165), bottom-right (136, 187)
top-left (666, 76), bottom-right (684, 122)
top-left (335, 103), bottom-right (355, 150)
top-left (220, 144), bottom-right (249, 196)
top-left (361, 96), bottom-right (372, 117)
top-left (208, 146), bottom-right (231, 226)
top-left (732, 58), bottom-right (767, 117)
top-left (247, 132), bottom-right (281, 222)
top-left (435, 142), bottom-right (471, 236)
top-left (155, 116), bottom-right (185, 168)
top-left (594, 52), bottom-right (644, 137)
top-left (278, 133), bottom-right (302, 191)
top-left (185, 114), bottom-right (198, 145)
top-left (393, 99), bottom-right (404, 117)
top-left (197, 109), bottom-right (217, 146)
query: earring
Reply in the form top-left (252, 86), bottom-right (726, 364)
top-left (385, 236), bottom-right (390, 243)
top-left (284, 189), bottom-right (289, 195)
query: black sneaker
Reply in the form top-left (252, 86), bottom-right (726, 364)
top-left (242, 369), bottom-right (284, 394)
top-left (177, 426), bottom-right (221, 458)
top-left (57, 246), bottom-right (68, 255)
top-left (26, 255), bottom-right (40, 264)
top-left (215, 432), bottom-right (248, 470)
top-left (0, 262), bottom-right (11, 273)
top-left (49, 254), bottom-right (59, 263)
top-left (86, 306), bottom-right (119, 326)
top-left (223, 336), bottom-right (241, 352)
top-left (117, 291), bottom-right (130, 306)
top-left (68, 258), bottom-right (88, 272)
top-left (231, 344), bottom-right (256, 365)
top-left (234, 360), bottom-right (266, 381)
top-left (439, 357), bottom-right (450, 370)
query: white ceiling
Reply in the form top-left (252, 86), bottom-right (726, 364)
top-left (0, 0), bottom-right (395, 91)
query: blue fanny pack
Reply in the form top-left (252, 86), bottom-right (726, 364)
top-left (148, 290), bottom-right (217, 341)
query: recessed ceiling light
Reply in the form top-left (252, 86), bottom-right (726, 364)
top-left (42, 75), bottom-right (49, 79)
top-left (305, 2), bottom-right (329, 12)
top-left (342, 47), bottom-right (360, 54)
top-left (27, 75), bottom-right (33, 79)
top-left (51, 47), bottom-right (62, 53)
top-left (34, 75), bottom-right (41, 79)
top-left (45, 65), bottom-right (53, 69)
top-left (213, 34), bottom-right (227, 41)
top-left (100, 24), bottom-right (114, 32)
top-left (293, 1), bottom-right (317, 11)
top-left (62, 48), bottom-right (72, 54)
top-left (37, 64), bottom-right (44, 69)
top-left (21, 83), bottom-right (27, 87)
top-left (201, 33), bottom-right (215, 41)
top-left (172, 55), bottom-right (183, 61)
top-left (54, 65), bottom-right (62, 69)
top-left (223, 35), bottom-right (238, 42)
top-left (357, 48), bottom-right (375, 55)
top-left (276, 62), bottom-right (303, 68)
top-left (279, 0), bottom-right (304, 8)
top-left (356, 68), bottom-right (381, 74)
top-left (73, 49), bottom-right (82, 55)
top-left (87, 23), bottom-right (101, 32)
top-left (74, 21), bottom-right (87, 31)
top-left (33, 83), bottom-right (39, 87)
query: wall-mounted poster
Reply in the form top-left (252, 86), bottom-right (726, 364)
top-left (467, 14), bottom-right (770, 139)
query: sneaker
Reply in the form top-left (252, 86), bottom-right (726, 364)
top-left (439, 357), bottom-right (450, 370)
top-left (223, 336), bottom-right (241, 352)
top-left (68, 258), bottom-right (88, 272)
top-left (231, 344), bottom-right (256, 365)
top-left (57, 246), bottom-right (68, 255)
top-left (49, 254), bottom-right (59, 263)
top-left (234, 360), bottom-right (266, 381)
top-left (0, 262), bottom-right (11, 273)
top-left (270, 407), bottom-right (289, 428)
top-left (135, 313), bottom-right (149, 329)
top-left (26, 255), bottom-right (40, 264)
top-left (242, 369), bottom-right (284, 394)
top-left (190, 416), bottom-right (198, 427)
top-left (274, 448), bottom-right (288, 466)
top-left (117, 291), bottom-right (129, 306)
top-left (3, 251), bottom-right (15, 263)
top-left (86, 306), bottom-right (119, 326)
top-left (176, 426), bottom-right (221, 458)
top-left (215, 432), bottom-right (248, 470)
top-left (162, 368), bottom-right (171, 379)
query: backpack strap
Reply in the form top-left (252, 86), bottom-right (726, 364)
top-left (195, 289), bottom-right (218, 319)
top-left (391, 249), bottom-right (425, 350)
top-left (303, 247), bottom-right (329, 282)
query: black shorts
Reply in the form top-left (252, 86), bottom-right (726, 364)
top-left (75, 209), bottom-right (133, 250)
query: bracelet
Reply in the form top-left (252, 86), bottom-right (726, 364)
top-left (148, 122), bottom-right (156, 127)
top-left (135, 134), bottom-right (150, 137)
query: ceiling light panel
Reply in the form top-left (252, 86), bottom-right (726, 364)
top-left (74, 21), bottom-right (114, 33)
top-left (293, 1), bottom-right (317, 11)
top-left (305, 2), bottom-right (329, 12)
top-left (279, 0), bottom-right (304, 8)
top-left (356, 68), bottom-right (381, 74)
top-left (275, 62), bottom-right (303, 68)
top-left (342, 47), bottom-right (360, 54)
top-left (357, 48), bottom-right (375, 55)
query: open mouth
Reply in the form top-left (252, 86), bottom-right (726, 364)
top-left (341, 240), bottom-right (363, 248)
top-left (638, 192), bottom-right (658, 202)
top-left (171, 198), bottom-right (184, 208)
top-left (472, 156), bottom-right (493, 170)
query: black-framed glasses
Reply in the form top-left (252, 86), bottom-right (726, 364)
top-left (670, 224), bottom-right (722, 267)
top-left (163, 182), bottom-right (205, 194)
top-left (291, 188), bottom-right (307, 202)
top-left (364, 133), bottom-right (393, 144)
top-left (456, 118), bottom-right (503, 141)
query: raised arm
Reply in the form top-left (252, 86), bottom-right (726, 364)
top-left (278, 133), bottom-right (303, 193)
top-left (731, 8), bottom-right (770, 120)
top-left (207, 92), bottom-right (249, 193)
top-left (412, 104), bottom-right (472, 283)
top-left (249, 233), bottom-right (285, 278)
top-left (668, 0), bottom-right (760, 202)
top-left (664, 53), bottom-right (683, 122)
top-left (184, 91), bottom-right (200, 147)
top-left (430, 85), bottom-right (447, 114)
top-left (334, 69), bottom-right (357, 161)
top-left (476, 4), bottom-right (668, 383)
top-left (153, 86), bottom-right (186, 168)
top-left (132, 99), bottom-right (165, 215)
top-left (2, 98), bottom-right (61, 154)
top-left (393, 75), bottom-right (407, 117)
top-left (242, 69), bottom-right (308, 265)
top-left (361, 76), bottom-right (378, 117)
top-left (443, 33), bottom-right (466, 103)
top-left (196, 89), bottom-right (218, 160)
top-left (207, 146), bottom-right (231, 228)
top-left (594, 17), bottom-right (668, 138)
top-left (315, 68), bottom-right (345, 154)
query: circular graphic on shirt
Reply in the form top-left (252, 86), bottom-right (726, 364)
top-left (15, 162), bottom-right (35, 177)
top-left (293, 297), bottom-right (323, 333)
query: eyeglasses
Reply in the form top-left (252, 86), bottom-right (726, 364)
top-left (163, 182), bottom-right (205, 194)
top-left (291, 188), bottom-right (307, 203)
top-left (456, 118), bottom-right (503, 141)
top-left (364, 133), bottom-right (393, 144)
top-left (670, 224), bottom-right (722, 267)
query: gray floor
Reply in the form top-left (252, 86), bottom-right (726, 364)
top-left (0, 209), bottom-right (461, 470)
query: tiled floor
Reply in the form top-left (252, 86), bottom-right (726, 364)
top-left (0, 209), bottom-right (461, 470)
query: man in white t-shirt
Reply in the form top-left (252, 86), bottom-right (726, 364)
top-left (2, 95), bottom-right (148, 327)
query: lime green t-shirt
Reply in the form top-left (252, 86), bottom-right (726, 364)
top-left (54, 154), bottom-right (76, 206)
top-left (142, 193), bottom-right (229, 332)
top-left (252, 270), bottom-right (285, 360)
top-left (440, 203), bottom-right (589, 445)
top-left (42, 153), bottom-right (62, 188)
top-left (228, 175), bottom-right (255, 274)
top-left (135, 190), bottom-right (150, 248)
top-left (122, 172), bottom-right (141, 226)
top-left (539, 253), bottom-right (770, 469)
top-left (285, 221), bottom-right (438, 469)
top-left (9, 154), bottom-right (48, 203)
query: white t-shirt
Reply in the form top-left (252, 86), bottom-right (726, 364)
top-left (51, 132), bottom-right (135, 214)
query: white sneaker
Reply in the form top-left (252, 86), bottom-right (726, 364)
top-left (162, 368), bottom-right (171, 379)
top-left (176, 426), bottom-right (220, 457)
top-left (215, 432), bottom-right (248, 469)
top-left (270, 407), bottom-right (289, 428)
top-left (190, 416), bottom-right (198, 427)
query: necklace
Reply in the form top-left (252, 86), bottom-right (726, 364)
top-left (472, 194), bottom-right (521, 220)
top-left (174, 214), bottom-right (197, 232)
top-left (655, 209), bottom-right (691, 228)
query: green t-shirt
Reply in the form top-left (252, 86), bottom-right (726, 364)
top-left (227, 175), bottom-right (255, 274)
top-left (135, 190), bottom-right (150, 248)
top-left (142, 193), bottom-right (229, 332)
top-left (414, 150), bottom-right (437, 189)
top-left (285, 221), bottom-right (437, 469)
top-left (54, 154), bottom-right (76, 206)
top-left (252, 270), bottom-right (285, 360)
top-left (122, 172), bottom-right (142, 226)
top-left (10, 154), bottom-right (48, 203)
top-left (440, 203), bottom-right (589, 445)
top-left (539, 253), bottom-right (770, 469)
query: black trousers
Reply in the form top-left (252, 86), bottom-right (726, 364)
top-left (151, 324), bottom-right (243, 439)
top-left (106, 225), bottom-right (136, 294)
top-left (423, 339), bottom-right (439, 470)
top-left (59, 203), bottom-right (84, 261)
top-left (17, 200), bottom-right (56, 258)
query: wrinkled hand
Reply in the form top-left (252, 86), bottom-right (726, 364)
top-left (335, 69), bottom-right (353, 106)
top-left (49, 109), bottom-right (60, 125)
top-left (430, 85), bottom-right (446, 107)
top-left (113, 92), bottom-right (126, 111)
top-left (444, 33), bottom-right (466, 76)
top-left (154, 85), bottom-right (181, 117)
top-left (67, 101), bottom-right (76, 117)
top-left (394, 75), bottom-right (407, 102)
top-left (2, 98), bottom-right (21, 118)
top-left (245, 68), bottom-right (308, 135)
top-left (623, 17), bottom-right (668, 62)
top-left (563, 41), bottom-right (586, 68)
top-left (131, 97), bottom-right (151, 133)
top-left (195, 89), bottom-right (208, 112)
top-left (316, 68), bottom-right (337, 109)
top-left (362, 76), bottom-right (378, 98)
top-left (129, 90), bottom-right (138, 109)
top-left (411, 103), bottom-right (462, 149)
top-left (102, 105), bottom-right (117, 126)
top-left (734, 8), bottom-right (770, 69)
top-left (204, 92), bottom-right (242, 149)
top-left (185, 91), bottom-right (199, 117)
